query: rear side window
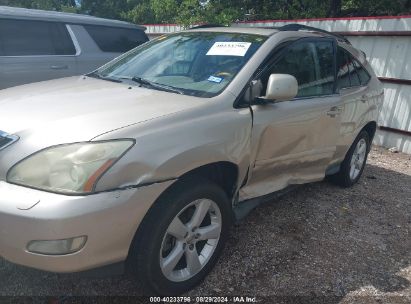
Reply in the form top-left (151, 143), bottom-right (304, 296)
top-left (347, 55), bottom-right (361, 86)
top-left (267, 40), bottom-right (335, 98)
top-left (353, 60), bottom-right (371, 84)
top-left (337, 47), bottom-right (370, 90)
top-left (84, 25), bottom-right (148, 53)
top-left (0, 19), bottom-right (76, 56)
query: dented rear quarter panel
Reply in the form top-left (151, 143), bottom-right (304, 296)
top-left (334, 51), bottom-right (383, 162)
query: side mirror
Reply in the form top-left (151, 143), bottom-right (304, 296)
top-left (256, 74), bottom-right (298, 104)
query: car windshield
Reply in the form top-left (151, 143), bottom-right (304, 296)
top-left (94, 32), bottom-right (267, 97)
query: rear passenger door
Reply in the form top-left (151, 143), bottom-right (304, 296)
top-left (0, 19), bottom-right (78, 89)
top-left (333, 46), bottom-right (373, 162)
top-left (242, 38), bottom-right (342, 200)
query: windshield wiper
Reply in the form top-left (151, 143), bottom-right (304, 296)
top-left (87, 72), bottom-right (123, 83)
top-left (129, 76), bottom-right (184, 95)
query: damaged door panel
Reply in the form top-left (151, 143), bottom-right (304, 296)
top-left (240, 96), bottom-right (341, 200)
top-left (240, 38), bottom-right (341, 201)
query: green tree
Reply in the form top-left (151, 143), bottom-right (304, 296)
top-left (151, 0), bottom-right (180, 23)
top-left (121, 0), bottom-right (156, 24)
top-left (0, 0), bottom-right (77, 11)
top-left (80, 0), bottom-right (129, 19)
top-left (175, 0), bottom-right (205, 26)
top-left (328, 0), bottom-right (342, 17)
top-left (0, 0), bottom-right (60, 10)
top-left (342, 0), bottom-right (410, 16)
top-left (2, 0), bottom-right (411, 24)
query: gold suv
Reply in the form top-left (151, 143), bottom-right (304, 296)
top-left (0, 24), bottom-right (383, 295)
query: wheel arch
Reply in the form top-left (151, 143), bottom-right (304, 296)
top-left (126, 162), bottom-right (238, 280)
top-left (176, 161), bottom-right (239, 200)
top-left (362, 121), bottom-right (377, 150)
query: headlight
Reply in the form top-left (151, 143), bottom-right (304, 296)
top-left (7, 140), bottom-right (134, 194)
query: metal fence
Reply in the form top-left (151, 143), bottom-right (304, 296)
top-left (145, 16), bottom-right (411, 154)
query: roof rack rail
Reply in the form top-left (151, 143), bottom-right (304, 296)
top-left (279, 23), bottom-right (351, 44)
top-left (189, 24), bottom-right (227, 30)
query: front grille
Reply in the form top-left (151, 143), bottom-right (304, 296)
top-left (0, 131), bottom-right (19, 151)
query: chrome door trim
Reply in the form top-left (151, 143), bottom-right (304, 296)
top-left (66, 24), bottom-right (81, 56)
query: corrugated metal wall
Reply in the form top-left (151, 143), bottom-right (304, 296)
top-left (145, 16), bottom-right (411, 154)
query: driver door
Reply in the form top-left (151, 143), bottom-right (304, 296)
top-left (240, 38), bottom-right (342, 200)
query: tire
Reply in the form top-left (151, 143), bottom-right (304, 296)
top-left (329, 130), bottom-right (370, 187)
top-left (127, 177), bottom-right (232, 296)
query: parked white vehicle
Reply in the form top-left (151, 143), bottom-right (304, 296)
top-left (0, 6), bottom-right (148, 89)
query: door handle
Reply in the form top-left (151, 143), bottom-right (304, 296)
top-left (50, 65), bottom-right (68, 70)
top-left (360, 95), bottom-right (367, 103)
top-left (326, 106), bottom-right (342, 117)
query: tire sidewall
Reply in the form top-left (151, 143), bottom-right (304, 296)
top-left (342, 130), bottom-right (370, 186)
top-left (131, 179), bottom-right (232, 295)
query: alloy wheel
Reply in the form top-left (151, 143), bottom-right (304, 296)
top-left (349, 138), bottom-right (367, 180)
top-left (159, 199), bottom-right (222, 282)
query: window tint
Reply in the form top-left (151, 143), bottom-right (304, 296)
top-left (337, 47), bottom-right (370, 90)
top-left (267, 40), bottom-right (334, 98)
top-left (163, 43), bottom-right (197, 75)
top-left (0, 19), bottom-right (76, 56)
top-left (315, 41), bottom-right (335, 95)
top-left (96, 32), bottom-right (266, 97)
top-left (336, 47), bottom-right (351, 90)
top-left (353, 60), bottom-right (371, 84)
top-left (347, 56), bottom-right (361, 86)
top-left (84, 25), bottom-right (149, 53)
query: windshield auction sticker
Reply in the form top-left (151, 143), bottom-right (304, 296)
top-left (206, 42), bottom-right (252, 57)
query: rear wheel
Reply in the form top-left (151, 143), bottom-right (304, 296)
top-left (128, 178), bottom-right (231, 295)
top-left (330, 130), bottom-right (370, 187)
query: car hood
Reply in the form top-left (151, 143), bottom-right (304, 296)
top-left (0, 76), bottom-right (203, 143)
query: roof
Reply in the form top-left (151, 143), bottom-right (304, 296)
top-left (186, 26), bottom-right (280, 36)
top-left (0, 6), bottom-right (146, 30)
top-left (185, 26), bottom-right (351, 45)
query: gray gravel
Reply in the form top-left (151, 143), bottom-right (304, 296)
top-left (1, 146), bottom-right (410, 302)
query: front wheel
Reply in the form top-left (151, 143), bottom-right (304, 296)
top-left (128, 178), bottom-right (232, 295)
top-left (330, 130), bottom-right (370, 187)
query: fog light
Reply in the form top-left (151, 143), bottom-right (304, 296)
top-left (27, 236), bottom-right (87, 255)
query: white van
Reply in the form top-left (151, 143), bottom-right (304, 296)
top-left (0, 6), bottom-right (148, 89)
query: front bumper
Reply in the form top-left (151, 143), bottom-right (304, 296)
top-left (0, 180), bottom-right (174, 273)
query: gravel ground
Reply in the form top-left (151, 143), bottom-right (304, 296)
top-left (1, 146), bottom-right (410, 303)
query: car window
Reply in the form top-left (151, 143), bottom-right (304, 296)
top-left (353, 59), bottom-right (371, 85)
top-left (337, 46), bottom-right (370, 90)
top-left (96, 32), bottom-right (267, 97)
top-left (347, 55), bottom-right (361, 87)
top-left (315, 41), bottom-right (335, 96)
top-left (0, 19), bottom-right (76, 56)
top-left (336, 47), bottom-right (351, 90)
top-left (84, 25), bottom-right (149, 53)
top-left (265, 40), bottom-right (335, 98)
